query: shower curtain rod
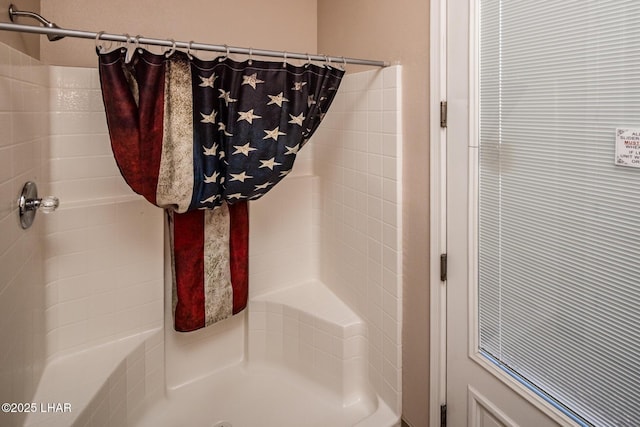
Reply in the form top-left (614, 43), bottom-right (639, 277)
top-left (0, 18), bottom-right (390, 68)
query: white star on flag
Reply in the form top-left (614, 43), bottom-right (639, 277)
top-left (199, 74), bottom-right (217, 88)
top-left (263, 127), bottom-right (286, 141)
top-left (232, 142), bottom-right (257, 156)
top-left (204, 170), bottom-right (220, 183)
top-left (230, 171), bottom-right (253, 182)
top-left (237, 109), bottom-right (262, 124)
top-left (279, 170), bottom-right (292, 177)
top-left (201, 194), bottom-right (220, 204)
top-left (259, 157), bottom-right (282, 170)
top-left (227, 193), bottom-right (245, 200)
top-left (219, 150), bottom-right (226, 160)
top-left (288, 113), bottom-right (305, 126)
top-left (254, 182), bottom-right (274, 190)
top-left (284, 144), bottom-right (299, 155)
top-left (218, 89), bottom-right (237, 106)
top-left (217, 122), bottom-right (233, 136)
top-left (201, 110), bottom-right (217, 124)
top-left (292, 81), bottom-right (307, 91)
top-left (203, 142), bottom-right (219, 156)
top-left (241, 73), bottom-right (265, 89)
top-left (307, 95), bottom-right (316, 107)
top-left (267, 92), bottom-right (289, 107)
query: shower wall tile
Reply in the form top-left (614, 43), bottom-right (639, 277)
top-left (248, 281), bottom-right (372, 404)
top-left (313, 66), bottom-right (403, 414)
top-left (44, 66), bottom-right (164, 360)
top-left (44, 199), bottom-right (163, 359)
top-left (48, 66), bottom-right (131, 205)
top-left (0, 43), bottom-right (48, 427)
top-left (0, 47), bottom-right (163, 426)
top-left (248, 175), bottom-right (318, 296)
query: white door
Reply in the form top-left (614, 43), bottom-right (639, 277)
top-left (444, 0), bottom-right (640, 426)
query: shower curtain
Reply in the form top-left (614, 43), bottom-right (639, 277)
top-left (98, 48), bottom-right (344, 331)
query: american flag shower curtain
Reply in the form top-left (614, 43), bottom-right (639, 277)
top-left (98, 48), bottom-right (344, 331)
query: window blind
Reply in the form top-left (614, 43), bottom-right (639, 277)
top-left (479, 1), bottom-right (640, 426)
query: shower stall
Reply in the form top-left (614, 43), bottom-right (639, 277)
top-left (0, 12), bottom-right (403, 426)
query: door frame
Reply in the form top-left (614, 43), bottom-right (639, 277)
top-left (429, 0), bottom-right (448, 425)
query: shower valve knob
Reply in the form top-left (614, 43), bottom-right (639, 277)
top-left (18, 182), bottom-right (59, 229)
top-left (25, 196), bottom-right (60, 213)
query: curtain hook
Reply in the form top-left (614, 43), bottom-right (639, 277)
top-left (305, 53), bottom-right (312, 67)
top-left (323, 54), bottom-right (330, 68)
top-left (125, 34), bottom-right (136, 64)
top-left (283, 51), bottom-right (287, 68)
top-left (218, 44), bottom-right (229, 62)
top-left (165, 39), bottom-right (176, 58)
top-left (341, 56), bottom-right (347, 71)
top-left (225, 44), bottom-right (230, 61)
top-left (248, 47), bottom-right (253, 65)
top-left (120, 33), bottom-right (130, 51)
top-left (94, 31), bottom-right (109, 52)
top-left (187, 40), bottom-right (194, 60)
top-left (134, 35), bottom-right (142, 53)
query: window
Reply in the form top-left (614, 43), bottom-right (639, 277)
top-left (479, 1), bottom-right (640, 426)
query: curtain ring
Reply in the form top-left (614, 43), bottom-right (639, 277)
top-left (187, 40), bottom-right (195, 60)
top-left (220, 44), bottom-right (229, 61)
top-left (125, 34), bottom-right (137, 64)
top-left (248, 47), bottom-right (253, 65)
top-left (283, 51), bottom-right (287, 68)
top-left (341, 56), bottom-right (347, 71)
top-left (94, 31), bottom-right (112, 52)
top-left (218, 44), bottom-right (229, 62)
top-left (323, 54), bottom-right (330, 68)
top-left (120, 33), bottom-right (130, 51)
top-left (165, 39), bottom-right (176, 57)
top-left (134, 35), bottom-right (142, 53)
top-left (305, 53), bottom-right (312, 67)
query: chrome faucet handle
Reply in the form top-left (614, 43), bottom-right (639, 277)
top-left (25, 195), bottom-right (60, 213)
top-left (18, 182), bottom-right (59, 229)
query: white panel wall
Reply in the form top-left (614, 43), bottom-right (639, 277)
top-left (47, 67), bottom-right (131, 203)
top-left (313, 66), bottom-right (403, 412)
top-left (0, 42), bottom-right (49, 427)
top-left (249, 175), bottom-right (318, 297)
top-left (43, 67), bottom-right (164, 360)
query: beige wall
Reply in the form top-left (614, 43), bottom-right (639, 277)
top-left (0, 0), bottom-right (40, 58)
top-left (40, 0), bottom-right (317, 67)
top-left (318, 1), bottom-right (430, 426)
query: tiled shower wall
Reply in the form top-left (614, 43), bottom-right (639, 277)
top-left (0, 43), bottom-right (49, 427)
top-left (44, 66), bottom-right (164, 360)
top-left (313, 66), bottom-right (403, 413)
top-left (1, 39), bottom-right (403, 425)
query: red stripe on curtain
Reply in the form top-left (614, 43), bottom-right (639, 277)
top-left (172, 210), bottom-right (206, 332)
top-left (98, 50), bottom-right (165, 204)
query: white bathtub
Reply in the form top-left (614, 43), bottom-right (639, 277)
top-left (133, 280), bottom-right (400, 427)
top-left (25, 281), bottom-right (398, 427)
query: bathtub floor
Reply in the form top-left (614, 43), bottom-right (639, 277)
top-left (134, 362), bottom-right (377, 427)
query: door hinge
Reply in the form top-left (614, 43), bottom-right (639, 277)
top-left (440, 404), bottom-right (447, 427)
top-left (440, 101), bottom-right (447, 128)
top-left (440, 253), bottom-right (447, 282)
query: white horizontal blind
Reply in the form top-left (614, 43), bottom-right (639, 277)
top-left (479, 1), bottom-right (640, 426)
